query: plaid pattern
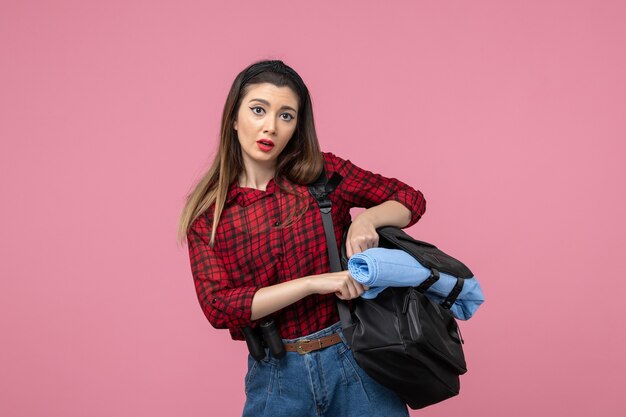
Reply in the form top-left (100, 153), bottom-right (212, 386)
top-left (187, 152), bottom-right (426, 340)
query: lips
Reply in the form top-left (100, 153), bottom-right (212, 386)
top-left (256, 139), bottom-right (275, 152)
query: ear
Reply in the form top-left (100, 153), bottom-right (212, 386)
top-left (233, 120), bottom-right (238, 131)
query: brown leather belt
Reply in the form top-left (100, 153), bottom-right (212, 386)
top-left (284, 333), bottom-right (343, 355)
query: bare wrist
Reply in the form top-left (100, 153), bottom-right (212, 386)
top-left (354, 210), bottom-right (379, 228)
top-left (301, 275), bottom-right (316, 296)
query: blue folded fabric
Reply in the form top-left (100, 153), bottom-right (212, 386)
top-left (348, 248), bottom-right (484, 320)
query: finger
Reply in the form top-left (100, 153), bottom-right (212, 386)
top-left (350, 240), bottom-right (364, 256)
top-left (354, 281), bottom-right (365, 297)
top-left (346, 239), bottom-right (360, 257)
top-left (344, 228), bottom-right (355, 258)
top-left (334, 272), bottom-right (361, 299)
top-left (346, 278), bottom-right (363, 299)
top-left (351, 235), bottom-right (375, 254)
top-left (346, 279), bottom-right (357, 299)
top-left (334, 278), bottom-right (350, 300)
top-left (348, 283), bottom-right (362, 299)
top-left (363, 235), bottom-right (378, 251)
top-left (335, 286), bottom-right (350, 300)
top-left (334, 281), bottom-right (346, 299)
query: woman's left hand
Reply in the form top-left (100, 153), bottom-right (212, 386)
top-left (345, 216), bottom-right (379, 258)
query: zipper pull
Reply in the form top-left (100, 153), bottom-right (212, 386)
top-left (456, 324), bottom-right (465, 344)
top-left (402, 289), bottom-right (417, 314)
top-left (402, 291), bottom-right (411, 314)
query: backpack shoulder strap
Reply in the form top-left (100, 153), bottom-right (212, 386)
top-left (307, 168), bottom-right (353, 330)
top-left (308, 168), bottom-right (343, 272)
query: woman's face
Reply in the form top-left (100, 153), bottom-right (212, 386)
top-left (233, 82), bottom-right (299, 172)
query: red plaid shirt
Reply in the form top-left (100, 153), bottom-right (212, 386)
top-left (187, 152), bottom-right (426, 340)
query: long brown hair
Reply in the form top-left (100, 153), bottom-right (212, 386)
top-left (177, 60), bottom-right (324, 246)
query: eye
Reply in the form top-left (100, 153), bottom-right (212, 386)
top-left (280, 113), bottom-right (295, 121)
top-left (250, 106), bottom-right (265, 115)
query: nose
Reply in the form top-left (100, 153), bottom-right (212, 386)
top-left (263, 115), bottom-right (276, 135)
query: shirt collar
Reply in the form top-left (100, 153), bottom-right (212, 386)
top-left (225, 176), bottom-right (279, 207)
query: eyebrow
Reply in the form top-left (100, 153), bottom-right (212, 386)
top-left (248, 98), bottom-right (297, 113)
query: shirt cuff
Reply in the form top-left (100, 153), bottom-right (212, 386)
top-left (207, 285), bottom-right (262, 330)
top-left (389, 188), bottom-right (426, 228)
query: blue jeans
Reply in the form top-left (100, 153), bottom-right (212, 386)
top-left (242, 321), bottom-right (409, 417)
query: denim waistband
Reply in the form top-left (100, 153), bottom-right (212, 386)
top-left (281, 321), bottom-right (343, 344)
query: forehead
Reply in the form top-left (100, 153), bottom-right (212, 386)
top-left (241, 83), bottom-right (299, 110)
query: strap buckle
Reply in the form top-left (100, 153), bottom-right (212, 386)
top-left (296, 339), bottom-right (313, 355)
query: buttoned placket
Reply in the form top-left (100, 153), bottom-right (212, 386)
top-left (269, 187), bottom-right (284, 266)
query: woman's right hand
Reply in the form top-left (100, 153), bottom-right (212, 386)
top-left (308, 271), bottom-right (365, 300)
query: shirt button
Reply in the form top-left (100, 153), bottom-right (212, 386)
top-left (211, 298), bottom-right (217, 304)
top-left (274, 220), bottom-right (281, 227)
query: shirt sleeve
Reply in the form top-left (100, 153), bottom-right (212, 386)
top-left (324, 152), bottom-right (426, 227)
top-left (187, 214), bottom-right (262, 331)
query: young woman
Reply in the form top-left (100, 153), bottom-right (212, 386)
top-left (179, 60), bottom-right (426, 416)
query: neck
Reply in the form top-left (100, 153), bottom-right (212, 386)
top-left (238, 168), bottom-right (275, 191)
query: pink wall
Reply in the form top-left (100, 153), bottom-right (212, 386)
top-left (1, 1), bottom-right (625, 416)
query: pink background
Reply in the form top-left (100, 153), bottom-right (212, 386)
top-left (1, 0), bottom-right (625, 416)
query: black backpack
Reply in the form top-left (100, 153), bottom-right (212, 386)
top-left (309, 170), bottom-right (472, 409)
